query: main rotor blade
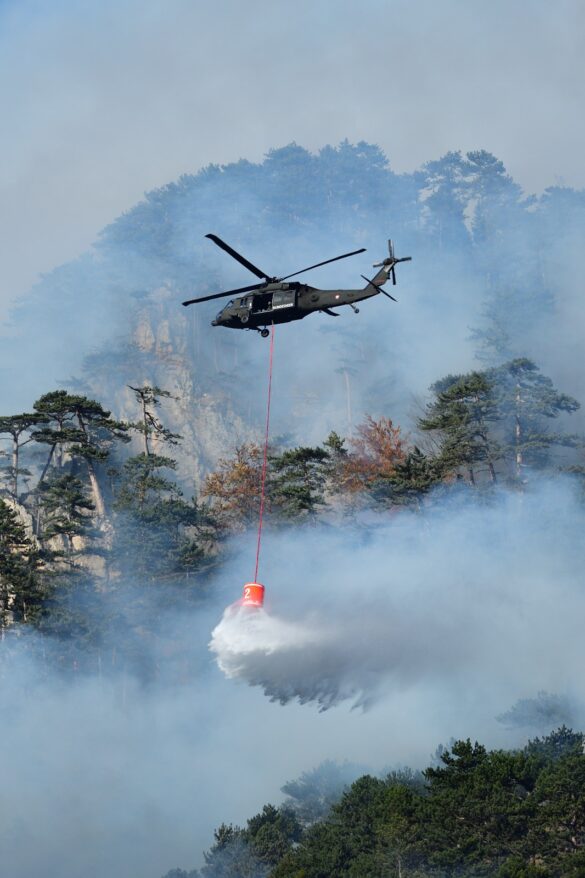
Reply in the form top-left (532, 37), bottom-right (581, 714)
top-left (206, 234), bottom-right (270, 281)
top-left (182, 282), bottom-right (263, 307)
top-left (281, 248), bottom-right (366, 281)
top-left (361, 275), bottom-right (398, 302)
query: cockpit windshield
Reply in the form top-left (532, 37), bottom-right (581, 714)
top-left (216, 300), bottom-right (233, 320)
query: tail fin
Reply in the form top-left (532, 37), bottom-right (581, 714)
top-left (365, 263), bottom-right (392, 289)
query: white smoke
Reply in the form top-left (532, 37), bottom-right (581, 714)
top-left (210, 479), bottom-right (585, 715)
top-left (1, 480), bottom-right (584, 878)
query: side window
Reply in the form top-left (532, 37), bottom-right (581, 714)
top-left (272, 290), bottom-right (295, 309)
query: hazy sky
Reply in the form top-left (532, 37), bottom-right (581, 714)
top-left (1, 0), bottom-right (584, 321)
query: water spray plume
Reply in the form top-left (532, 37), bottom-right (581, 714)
top-left (210, 481), bottom-right (585, 713)
top-left (211, 604), bottom-right (323, 696)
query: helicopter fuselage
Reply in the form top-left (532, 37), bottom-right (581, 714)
top-left (211, 281), bottom-right (381, 331)
top-left (181, 234), bottom-right (410, 334)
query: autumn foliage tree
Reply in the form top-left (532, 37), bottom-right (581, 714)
top-left (343, 416), bottom-right (407, 492)
top-left (201, 420), bottom-right (411, 528)
top-left (203, 441), bottom-right (334, 529)
top-left (201, 443), bottom-right (264, 532)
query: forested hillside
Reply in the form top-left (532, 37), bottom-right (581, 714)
top-left (161, 727), bottom-right (585, 878)
top-left (1, 142), bottom-right (585, 877)
top-left (1, 354), bottom-right (581, 671)
top-left (3, 143), bottom-right (585, 473)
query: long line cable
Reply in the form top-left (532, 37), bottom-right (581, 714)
top-left (253, 323), bottom-right (275, 583)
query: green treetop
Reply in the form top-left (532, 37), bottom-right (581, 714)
top-left (32, 390), bottom-right (130, 518)
top-left (38, 472), bottom-right (97, 562)
top-left (419, 360), bottom-right (581, 485)
top-left (0, 412), bottom-right (47, 499)
top-left (488, 358), bottom-right (580, 479)
top-left (419, 370), bottom-right (501, 484)
top-left (127, 384), bottom-right (180, 456)
top-left (269, 446), bottom-right (331, 521)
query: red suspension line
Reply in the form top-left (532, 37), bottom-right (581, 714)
top-left (254, 323), bottom-right (275, 583)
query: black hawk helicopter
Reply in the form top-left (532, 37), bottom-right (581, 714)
top-left (182, 234), bottom-right (411, 337)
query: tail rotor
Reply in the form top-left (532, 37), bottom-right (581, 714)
top-left (388, 240), bottom-right (397, 285)
top-left (369, 239), bottom-right (411, 298)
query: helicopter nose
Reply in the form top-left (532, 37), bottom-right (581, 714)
top-left (211, 319), bottom-right (218, 326)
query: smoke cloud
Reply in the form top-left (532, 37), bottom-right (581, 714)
top-left (1, 481), bottom-right (584, 877)
top-left (211, 479), bottom-right (585, 714)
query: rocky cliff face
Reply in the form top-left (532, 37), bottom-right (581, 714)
top-left (82, 283), bottom-right (255, 493)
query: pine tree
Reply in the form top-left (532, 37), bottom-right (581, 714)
top-left (281, 759), bottom-right (364, 827)
top-left (373, 446), bottom-right (444, 509)
top-left (467, 152), bottom-right (553, 367)
top-left (419, 371), bottom-right (501, 484)
top-left (32, 390), bottom-right (130, 518)
top-left (0, 413), bottom-right (47, 499)
top-left (419, 360), bottom-right (580, 484)
top-left (114, 453), bottom-right (202, 582)
top-left (113, 383), bottom-right (209, 586)
top-left (488, 358), bottom-right (580, 479)
top-left (269, 446), bottom-right (331, 520)
top-left (38, 473), bottom-right (96, 562)
top-left (244, 805), bottom-right (302, 872)
top-left (423, 740), bottom-right (533, 873)
top-left (0, 499), bottom-right (43, 628)
top-left (531, 750), bottom-right (585, 864)
top-left (420, 151), bottom-right (472, 253)
top-left (127, 384), bottom-right (180, 455)
top-left (200, 823), bottom-right (258, 877)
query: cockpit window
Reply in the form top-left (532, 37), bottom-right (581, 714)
top-left (216, 300), bottom-right (233, 320)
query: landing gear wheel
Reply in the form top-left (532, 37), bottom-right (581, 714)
top-left (240, 314), bottom-right (249, 324)
top-left (260, 328), bottom-right (270, 338)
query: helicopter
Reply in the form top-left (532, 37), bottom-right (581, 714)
top-left (181, 234), bottom-right (411, 337)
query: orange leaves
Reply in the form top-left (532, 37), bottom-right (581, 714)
top-left (343, 416), bottom-right (407, 492)
top-left (203, 416), bottom-right (408, 528)
top-left (202, 443), bottom-right (266, 531)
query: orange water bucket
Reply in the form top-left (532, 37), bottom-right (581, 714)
top-left (241, 582), bottom-right (265, 608)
